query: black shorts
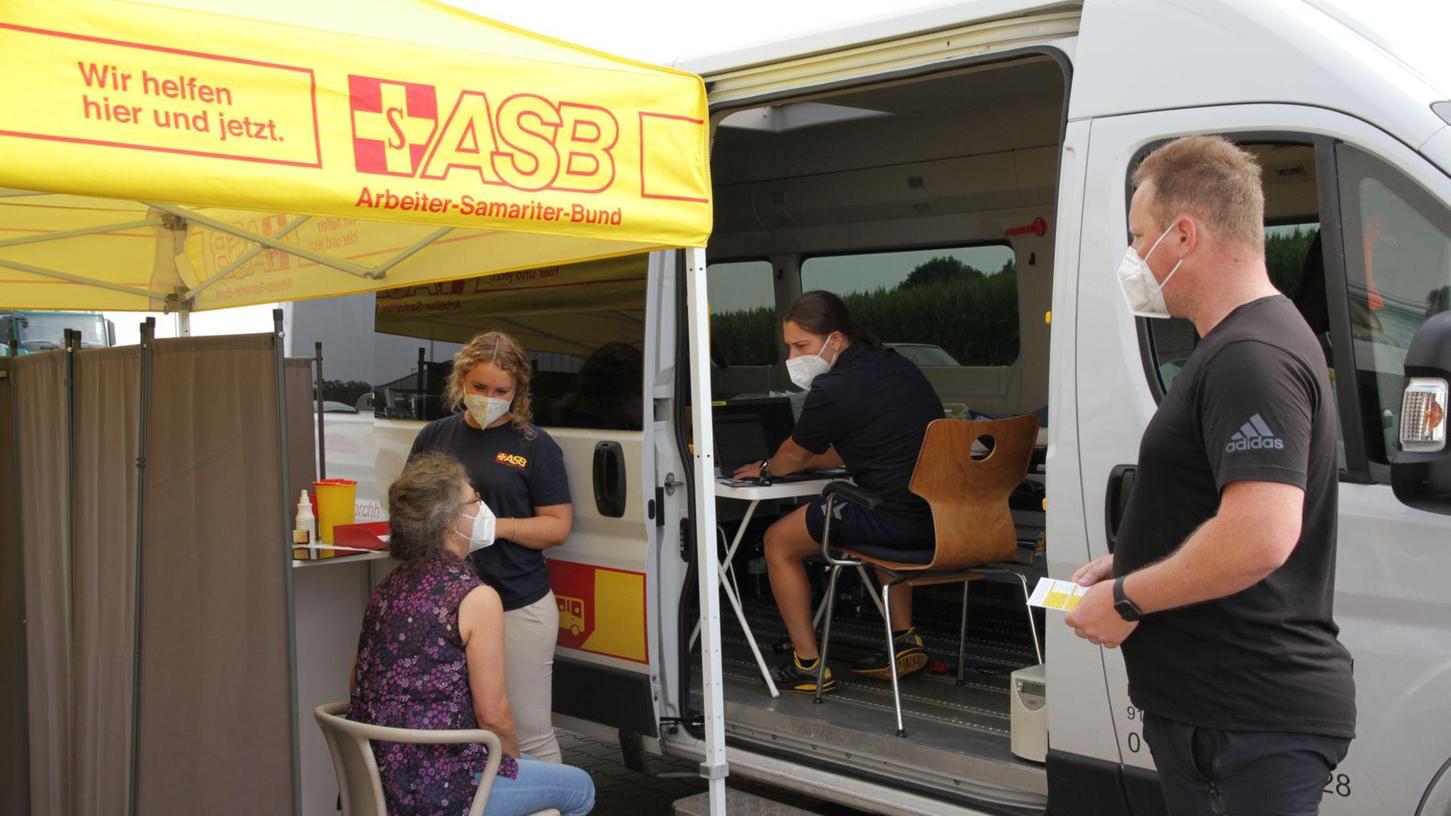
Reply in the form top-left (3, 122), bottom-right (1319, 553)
top-left (804, 494), bottom-right (935, 559)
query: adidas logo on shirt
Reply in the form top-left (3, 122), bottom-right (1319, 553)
top-left (1226, 414), bottom-right (1285, 452)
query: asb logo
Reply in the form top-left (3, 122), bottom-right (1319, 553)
top-left (346, 74), bottom-right (619, 193)
top-left (348, 75), bottom-right (438, 177)
top-left (495, 452), bottom-right (528, 469)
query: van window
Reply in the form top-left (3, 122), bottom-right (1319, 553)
top-left (800, 245), bottom-right (1019, 366)
top-left (372, 255), bottom-right (648, 430)
top-left (708, 260), bottom-right (777, 365)
top-left (1148, 223), bottom-right (1320, 391)
top-left (1336, 145), bottom-right (1451, 469)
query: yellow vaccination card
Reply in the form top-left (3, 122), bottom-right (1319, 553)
top-left (1028, 578), bottom-right (1089, 612)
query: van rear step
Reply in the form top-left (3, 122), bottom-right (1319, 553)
top-left (672, 788), bottom-right (820, 815)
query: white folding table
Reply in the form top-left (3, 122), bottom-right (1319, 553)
top-left (691, 477), bottom-right (840, 698)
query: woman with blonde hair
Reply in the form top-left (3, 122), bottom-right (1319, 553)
top-left (350, 452), bottom-right (593, 815)
top-left (407, 331), bottom-right (572, 763)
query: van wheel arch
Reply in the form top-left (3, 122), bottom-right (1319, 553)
top-left (1417, 754), bottom-right (1451, 816)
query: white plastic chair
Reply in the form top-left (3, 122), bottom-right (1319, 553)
top-left (314, 701), bottom-right (560, 816)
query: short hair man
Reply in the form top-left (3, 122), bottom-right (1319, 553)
top-left (1065, 135), bottom-right (1355, 815)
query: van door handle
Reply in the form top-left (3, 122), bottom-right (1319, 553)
top-left (1104, 465), bottom-right (1136, 554)
top-left (593, 441), bottom-right (627, 518)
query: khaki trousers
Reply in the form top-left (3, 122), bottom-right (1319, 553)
top-left (504, 590), bottom-right (562, 763)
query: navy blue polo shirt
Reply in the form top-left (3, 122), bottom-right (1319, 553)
top-left (407, 414), bottom-right (571, 611)
top-left (792, 343), bottom-right (943, 530)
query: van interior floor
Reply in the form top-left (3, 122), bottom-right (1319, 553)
top-left (689, 573), bottom-right (1049, 815)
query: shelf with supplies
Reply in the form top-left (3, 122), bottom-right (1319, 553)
top-left (291, 548), bottom-right (392, 568)
top-left (291, 519), bottom-right (392, 567)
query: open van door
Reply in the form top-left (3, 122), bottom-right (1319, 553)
top-left (546, 248), bottom-right (699, 749)
top-left (366, 255), bottom-right (673, 744)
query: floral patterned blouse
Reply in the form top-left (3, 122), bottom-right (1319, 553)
top-left (350, 552), bottom-right (519, 815)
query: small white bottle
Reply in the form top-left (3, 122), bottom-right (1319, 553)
top-left (294, 490), bottom-right (316, 560)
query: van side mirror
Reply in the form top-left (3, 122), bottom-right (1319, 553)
top-left (1391, 311), bottom-right (1451, 515)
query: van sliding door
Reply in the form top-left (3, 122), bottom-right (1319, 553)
top-left (529, 254), bottom-right (660, 738)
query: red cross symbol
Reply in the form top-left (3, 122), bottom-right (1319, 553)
top-left (348, 75), bottom-right (438, 176)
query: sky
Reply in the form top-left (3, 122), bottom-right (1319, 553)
top-left (108, 303), bottom-right (280, 345)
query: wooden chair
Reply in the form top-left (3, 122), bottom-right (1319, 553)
top-left (813, 416), bottom-right (1043, 737)
top-left (313, 701), bottom-right (560, 816)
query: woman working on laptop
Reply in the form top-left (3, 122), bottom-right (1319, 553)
top-left (732, 291), bottom-right (943, 693)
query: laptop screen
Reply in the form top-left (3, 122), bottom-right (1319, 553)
top-left (714, 413), bottom-right (771, 472)
top-left (712, 398), bottom-right (795, 472)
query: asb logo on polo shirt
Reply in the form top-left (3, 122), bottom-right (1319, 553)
top-left (495, 452), bottom-right (528, 469)
top-left (1226, 414), bottom-right (1285, 452)
top-left (348, 76), bottom-right (438, 177)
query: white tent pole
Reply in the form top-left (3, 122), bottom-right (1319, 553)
top-left (142, 202), bottom-right (378, 280)
top-left (184, 216), bottom-right (312, 302)
top-left (684, 246), bottom-right (728, 814)
top-left (366, 226), bottom-right (454, 277)
top-left (174, 310), bottom-right (191, 337)
top-left (0, 258), bottom-right (154, 300)
top-left (0, 218), bottom-right (163, 250)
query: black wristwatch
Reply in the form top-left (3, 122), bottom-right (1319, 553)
top-left (757, 460), bottom-right (771, 480)
top-left (1113, 576), bottom-right (1144, 622)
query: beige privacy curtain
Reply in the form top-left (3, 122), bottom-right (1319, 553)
top-left (136, 334), bottom-right (302, 816)
top-left (0, 356), bottom-right (32, 816)
top-left (7, 347), bottom-right (144, 815)
top-left (13, 351), bottom-right (72, 816)
top-left (72, 347), bottom-right (142, 814)
top-left (4, 333), bottom-right (311, 816)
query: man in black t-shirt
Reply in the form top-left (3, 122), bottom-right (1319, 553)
top-left (1065, 136), bottom-right (1354, 815)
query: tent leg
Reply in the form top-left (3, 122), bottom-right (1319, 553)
top-left (129, 318), bottom-right (154, 816)
top-left (314, 342), bottom-right (326, 480)
top-left (63, 328), bottom-right (78, 816)
top-left (685, 246), bottom-right (728, 815)
top-left (272, 309), bottom-right (302, 816)
top-left (175, 310), bottom-right (191, 337)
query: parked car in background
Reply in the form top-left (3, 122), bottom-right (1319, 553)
top-left (884, 342), bottom-right (961, 367)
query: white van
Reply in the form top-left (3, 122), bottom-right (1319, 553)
top-left (315, 1), bottom-right (1451, 812)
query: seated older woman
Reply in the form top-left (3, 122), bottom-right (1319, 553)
top-left (350, 452), bottom-right (594, 816)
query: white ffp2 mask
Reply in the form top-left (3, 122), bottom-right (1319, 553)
top-left (1117, 224), bottom-right (1184, 319)
top-left (454, 501), bottom-right (496, 552)
top-left (786, 333), bottom-right (837, 391)
top-left (464, 394), bottom-right (512, 428)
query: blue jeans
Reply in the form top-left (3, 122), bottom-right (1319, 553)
top-left (475, 755), bottom-right (594, 816)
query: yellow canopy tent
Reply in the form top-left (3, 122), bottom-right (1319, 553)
top-left (0, 0), bottom-right (710, 312)
top-left (0, 1), bottom-right (731, 813)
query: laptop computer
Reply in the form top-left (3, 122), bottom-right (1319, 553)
top-left (712, 397), bottom-right (848, 483)
top-left (712, 397), bottom-right (795, 474)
